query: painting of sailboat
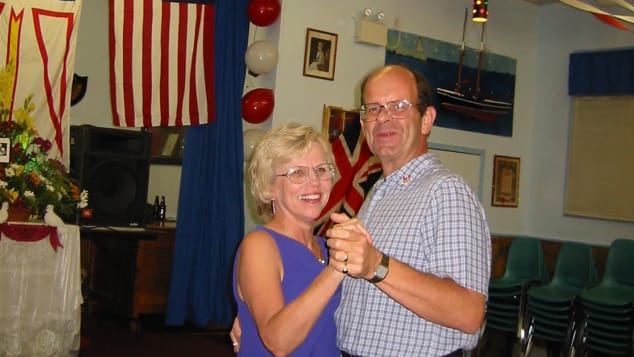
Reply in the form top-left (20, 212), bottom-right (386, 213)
top-left (385, 12), bottom-right (516, 137)
top-left (435, 8), bottom-right (513, 123)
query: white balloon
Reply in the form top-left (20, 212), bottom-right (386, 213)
top-left (245, 40), bottom-right (278, 75)
top-left (243, 129), bottom-right (266, 161)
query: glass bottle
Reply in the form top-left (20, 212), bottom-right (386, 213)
top-left (159, 196), bottom-right (166, 221)
top-left (153, 195), bottom-right (160, 221)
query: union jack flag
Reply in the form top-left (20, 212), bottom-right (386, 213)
top-left (314, 110), bottom-right (382, 236)
top-left (109, 0), bottom-right (215, 127)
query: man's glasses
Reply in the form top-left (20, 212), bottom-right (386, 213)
top-left (276, 163), bottom-right (336, 184)
top-left (360, 99), bottom-right (418, 122)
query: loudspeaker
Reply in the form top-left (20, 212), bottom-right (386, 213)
top-left (70, 125), bottom-right (151, 227)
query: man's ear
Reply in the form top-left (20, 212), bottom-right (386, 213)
top-left (421, 106), bottom-right (436, 135)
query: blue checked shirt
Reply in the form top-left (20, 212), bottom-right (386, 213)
top-left (335, 153), bottom-right (491, 357)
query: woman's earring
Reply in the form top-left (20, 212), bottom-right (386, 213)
top-left (271, 200), bottom-right (276, 216)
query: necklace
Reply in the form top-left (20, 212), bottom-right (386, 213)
top-left (314, 239), bottom-right (326, 264)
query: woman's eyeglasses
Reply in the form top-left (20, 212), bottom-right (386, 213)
top-left (276, 163), bottom-right (336, 184)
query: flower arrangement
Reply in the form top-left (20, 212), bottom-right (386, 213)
top-left (0, 61), bottom-right (87, 222)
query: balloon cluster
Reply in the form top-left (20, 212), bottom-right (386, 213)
top-left (242, 0), bottom-right (280, 159)
top-left (242, 0), bottom-right (279, 126)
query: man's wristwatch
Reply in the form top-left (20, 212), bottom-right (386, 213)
top-left (369, 253), bottom-right (390, 283)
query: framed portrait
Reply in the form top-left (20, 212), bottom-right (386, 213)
top-left (303, 28), bottom-right (338, 81)
top-left (0, 138), bottom-right (9, 163)
top-left (144, 127), bottom-right (186, 165)
top-left (491, 155), bottom-right (520, 207)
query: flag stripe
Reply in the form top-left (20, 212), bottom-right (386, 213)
top-left (122, 0), bottom-right (135, 127)
top-left (142, 1), bottom-right (153, 127)
top-left (109, 0), bottom-right (214, 127)
top-left (202, 4), bottom-right (214, 123)
top-left (187, 5), bottom-right (201, 125)
top-left (159, 1), bottom-right (170, 126)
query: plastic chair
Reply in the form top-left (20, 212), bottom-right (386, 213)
top-left (569, 238), bottom-right (634, 357)
top-left (489, 237), bottom-right (549, 294)
top-left (516, 241), bottom-right (597, 356)
top-left (485, 237), bottom-right (549, 337)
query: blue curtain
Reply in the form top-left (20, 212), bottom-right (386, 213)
top-left (166, 0), bottom-right (248, 327)
top-left (569, 48), bottom-right (634, 96)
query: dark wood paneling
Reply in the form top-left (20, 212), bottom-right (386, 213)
top-left (491, 236), bottom-right (609, 280)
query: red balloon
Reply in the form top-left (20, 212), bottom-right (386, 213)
top-left (247, 0), bottom-right (281, 27)
top-left (242, 88), bottom-right (274, 124)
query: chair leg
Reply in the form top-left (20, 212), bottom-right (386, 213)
top-left (568, 320), bottom-right (587, 357)
top-left (565, 300), bottom-right (586, 357)
top-left (521, 318), bottom-right (535, 357)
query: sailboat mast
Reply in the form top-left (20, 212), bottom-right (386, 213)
top-left (475, 21), bottom-right (486, 98)
top-left (454, 8), bottom-right (468, 92)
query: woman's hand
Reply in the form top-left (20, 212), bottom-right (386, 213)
top-left (229, 316), bottom-right (241, 353)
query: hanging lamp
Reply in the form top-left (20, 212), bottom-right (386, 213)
top-left (472, 0), bottom-right (488, 22)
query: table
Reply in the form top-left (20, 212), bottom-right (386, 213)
top-left (0, 222), bottom-right (82, 356)
top-left (81, 222), bottom-right (176, 331)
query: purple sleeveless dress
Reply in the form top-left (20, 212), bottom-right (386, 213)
top-left (232, 226), bottom-right (341, 356)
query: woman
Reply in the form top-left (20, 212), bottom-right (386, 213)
top-left (232, 123), bottom-right (344, 356)
top-left (309, 41), bottom-right (325, 70)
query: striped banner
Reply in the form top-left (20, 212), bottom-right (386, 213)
top-left (109, 0), bottom-right (215, 127)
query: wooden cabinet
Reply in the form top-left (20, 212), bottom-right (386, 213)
top-left (81, 222), bottom-right (176, 330)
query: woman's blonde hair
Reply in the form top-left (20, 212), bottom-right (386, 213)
top-left (249, 123), bottom-right (334, 218)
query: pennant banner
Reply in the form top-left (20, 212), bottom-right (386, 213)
top-left (0, 0), bottom-right (83, 161)
top-left (109, 0), bottom-right (215, 128)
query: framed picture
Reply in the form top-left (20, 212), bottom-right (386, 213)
top-left (0, 138), bottom-right (9, 163)
top-left (144, 127), bottom-right (186, 165)
top-left (303, 28), bottom-right (338, 80)
top-left (322, 105), bottom-right (361, 142)
top-left (491, 155), bottom-right (520, 207)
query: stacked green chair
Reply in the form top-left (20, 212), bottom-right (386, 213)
top-left (517, 242), bottom-right (598, 357)
top-left (570, 238), bottom-right (634, 356)
top-left (485, 236), bottom-right (549, 339)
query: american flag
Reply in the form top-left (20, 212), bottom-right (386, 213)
top-left (314, 113), bottom-right (382, 236)
top-left (109, 0), bottom-right (215, 128)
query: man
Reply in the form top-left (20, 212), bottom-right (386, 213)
top-left (326, 64), bottom-right (491, 356)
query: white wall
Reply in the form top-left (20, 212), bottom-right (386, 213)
top-left (71, 1), bottom-right (634, 243)
top-left (527, 3), bottom-right (634, 245)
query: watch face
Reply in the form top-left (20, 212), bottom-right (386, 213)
top-left (376, 265), bottom-right (388, 279)
top-left (370, 254), bottom-right (389, 283)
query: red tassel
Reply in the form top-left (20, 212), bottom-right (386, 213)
top-left (592, 13), bottom-right (632, 31)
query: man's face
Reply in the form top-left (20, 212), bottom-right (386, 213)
top-left (360, 67), bottom-right (433, 175)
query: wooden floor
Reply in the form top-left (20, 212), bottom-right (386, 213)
top-left (79, 312), bottom-right (234, 357)
top-left (78, 311), bottom-right (556, 357)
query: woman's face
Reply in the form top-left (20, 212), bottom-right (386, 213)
top-left (271, 143), bottom-right (333, 224)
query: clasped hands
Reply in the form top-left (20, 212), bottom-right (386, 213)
top-left (326, 212), bottom-right (382, 280)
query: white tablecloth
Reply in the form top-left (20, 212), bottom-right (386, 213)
top-left (0, 223), bottom-right (81, 357)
